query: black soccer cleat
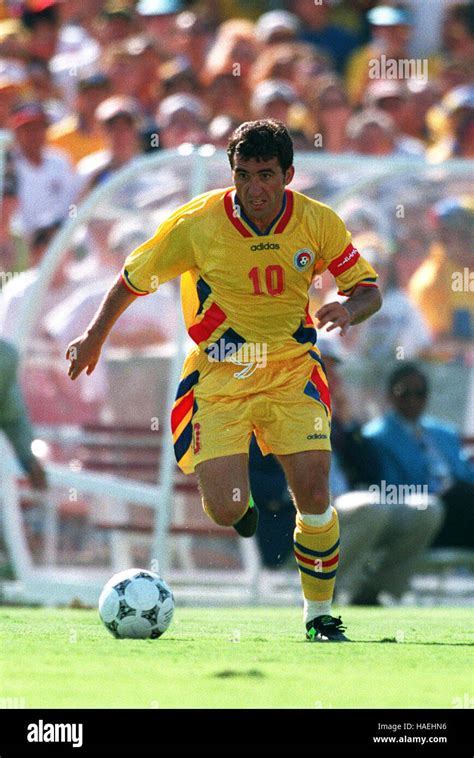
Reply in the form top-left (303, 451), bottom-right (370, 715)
top-left (306, 615), bottom-right (350, 642)
top-left (233, 500), bottom-right (259, 538)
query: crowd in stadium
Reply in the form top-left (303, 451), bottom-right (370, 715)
top-left (0, 1), bottom-right (473, 595)
top-left (0, 0), bottom-right (473, 247)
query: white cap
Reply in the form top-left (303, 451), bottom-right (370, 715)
top-left (255, 10), bottom-right (300, 42)
top-left (157, 93), bottom-right (207, 127)
top-left (251, 79), bottom-right (298, 111)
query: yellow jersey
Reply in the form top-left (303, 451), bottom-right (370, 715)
top-left (122, 187), bottom-right (378, 362)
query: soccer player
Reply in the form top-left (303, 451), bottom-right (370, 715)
top-left (67, 120), bottom-right (382, 641)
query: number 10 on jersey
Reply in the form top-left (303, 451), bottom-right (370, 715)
top-left (248, 265), bottom-right (285, 296)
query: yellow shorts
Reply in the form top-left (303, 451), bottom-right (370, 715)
top-left (171, 347), bottom-right (332, 474)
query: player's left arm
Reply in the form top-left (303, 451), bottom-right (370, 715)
top-left (314, 203), bottom-right (382, 335)
top-left (316, 286), bottom-right (382, 336)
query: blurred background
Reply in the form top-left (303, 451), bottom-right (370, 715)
top-left (0, 0), bottom-right (473, 608)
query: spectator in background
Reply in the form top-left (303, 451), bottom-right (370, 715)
top-left (47, 71), bottom-right (110, 165)
top-left (442, 1), bottom-right (474, 67)
top-left (94, 1), bottom-right (138, 46)
top-left (102, 34), bottom-right (162, 119)
top-left (346, 4), bottom-right (413, 107)
top-left (25, 58), bottom-right (71, 125)
top-left (160, 57), bottom-right (200, 98)
top-left (9, 101), bottom-right (80, 239)
top-left (135, 0), bottom-right (183, 57)
top-left (250, 78), bottom-right (299, 123)
top-left (156, 93), bottom-right (208, 149)
top-left (173, 11), bottom-right (215, 74)
top-left (78, 95), bottom-right (143, 189)
top-left (424, 60), bottom-right (472, 150)
top-left (0, 339), bottom-right (47, 490)
top-left (346, 108), bottom-right (393, 156)
top-left (363, 80), bottom-right (425, 157)
top-left (408, 197), bottom-right (474, 347)
top-left (254, 10), bottom-right (300, 46)
top-left (428, 85), bottom-right (474, 161)
top-left (402, 80), bottom-right (439, 146)
top-left (390, 194), bottom-right (432, 289)
top-left (307, 74), bottom-right (352, 153)
top-left (346, 107), bottom-right (425, 157)
top-left (21, 0), bottom-right (60, 66)
top-left (250, 41), bottom-right (330, 93)
top-left (290, 0), bottom-right (359, 74)
top-left (363, 363), bottom-right (474, 551)
top-left (203, 71), bottom-right (249, 123)
top-left (204, 17), bottom-right (259, 81)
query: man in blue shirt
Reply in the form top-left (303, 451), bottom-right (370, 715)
top-left (363, 363), bottom-right (474, 549)
top-left (290, 0), bottom-right (360, 73)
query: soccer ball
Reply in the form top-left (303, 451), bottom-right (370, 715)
top-left (98, 568), bottom-right (174, 639)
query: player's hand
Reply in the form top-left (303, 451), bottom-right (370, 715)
top-left (315, 302), bottom-right (352, 336)
top-left (66, 332), bottom-right (103, 380)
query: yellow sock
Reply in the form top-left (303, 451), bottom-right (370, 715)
top-left (293, 507), bottom-right (340, 602)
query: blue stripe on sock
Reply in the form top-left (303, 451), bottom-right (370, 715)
top-left (294, 539), bottom-right (339, 558)
top-left (297, 564), bottom-right (338, 580)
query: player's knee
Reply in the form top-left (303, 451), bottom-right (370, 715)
top-left (203, 499), bottom-right (247, 527)
top-left (295, 484), bottom-right (331, 514)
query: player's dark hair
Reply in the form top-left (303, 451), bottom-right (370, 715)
top-left (227, 120), bottom-right (294, 174)
top-left (387, 363), bottom-right (429, 396)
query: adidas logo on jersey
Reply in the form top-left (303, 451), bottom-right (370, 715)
top-left (250, 243), bottom-right (280, 251)
top-left (306, 433), bottom-right (328, 440)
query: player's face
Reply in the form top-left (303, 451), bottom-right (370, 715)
top-left (232, 157), bottom-right (294, 229)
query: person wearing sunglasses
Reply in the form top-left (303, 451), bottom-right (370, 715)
top-left (363, 363), bottom-right (474, 552)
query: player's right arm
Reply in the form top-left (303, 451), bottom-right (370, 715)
top-left (66, 193), bottom-right (203, 379)
top-left (66, 274), bottom-right (137, 380)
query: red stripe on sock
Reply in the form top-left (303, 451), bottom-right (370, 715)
top-left (295, 550), bottom-right (339, 568)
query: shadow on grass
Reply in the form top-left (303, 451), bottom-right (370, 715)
top-left (350, 639), bottom-right (474, 646)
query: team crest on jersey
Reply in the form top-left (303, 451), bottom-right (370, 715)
top-left (293, 248), bottom-right (315, 271)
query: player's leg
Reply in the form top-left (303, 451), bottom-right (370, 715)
top-left (172, 352), bottom-right (258, 536)
top-left (195, 453), bottom-right (256, 531)
top-left (276, 449), bottom-right (347, 641)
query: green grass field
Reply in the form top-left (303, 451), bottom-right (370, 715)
top-left (0, 606), bottom-right (472, 709)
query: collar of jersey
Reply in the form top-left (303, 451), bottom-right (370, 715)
top-left (224, 188), bottom-right (293, 237)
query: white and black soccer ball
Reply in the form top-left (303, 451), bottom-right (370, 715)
top-left (99, 568), bottom-right (175, 639)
